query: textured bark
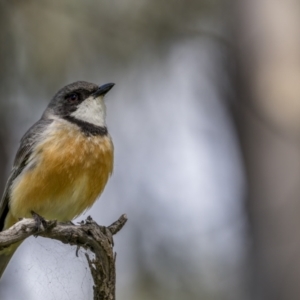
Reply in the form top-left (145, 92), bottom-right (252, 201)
top-left (0, 214), bottom-right (127, 300)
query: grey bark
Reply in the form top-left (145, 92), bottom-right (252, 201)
top-left (0, 215), bottom-right (127, 300)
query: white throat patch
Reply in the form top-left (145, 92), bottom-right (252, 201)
top-left (70, 96), bottom-right (106, 127)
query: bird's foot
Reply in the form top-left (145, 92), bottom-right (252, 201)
top-left (65, 220), bottom-right (75, 225)
top-left (31, 211), bottom-right (47, 235)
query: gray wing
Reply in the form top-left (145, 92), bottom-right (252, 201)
top-left (0, 118), bottom-right (53, 229)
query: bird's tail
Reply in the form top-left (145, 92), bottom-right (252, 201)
top-left (0, 243), bottom-right (20, 279)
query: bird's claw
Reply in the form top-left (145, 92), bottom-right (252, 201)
top-left (31, 211), bottom-right (47, 236)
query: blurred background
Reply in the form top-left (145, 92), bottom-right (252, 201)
top-left (0, 0), bottom-right (299, 299)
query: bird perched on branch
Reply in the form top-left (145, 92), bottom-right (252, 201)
top-left (0, 81), bottom-right (115, 278)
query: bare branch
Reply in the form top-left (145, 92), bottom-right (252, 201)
top-left (0, 214), bottom-right (128, 300)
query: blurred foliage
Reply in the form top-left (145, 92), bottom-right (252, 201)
top-left (0, 0), bottom-right (218, 91)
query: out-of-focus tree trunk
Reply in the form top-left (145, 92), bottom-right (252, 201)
top-left (0, 2), bottom-right (14, 193)
top-left (0, 130), bottom-right (8, 194)
top-left (232, 1), bottom-right (300, 299)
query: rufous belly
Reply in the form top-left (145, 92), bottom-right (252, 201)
top-left (7, 121), bottom-right (113, 229)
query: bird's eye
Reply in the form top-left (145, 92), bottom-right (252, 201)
top-left (66, 93), bottom-right (79, 103)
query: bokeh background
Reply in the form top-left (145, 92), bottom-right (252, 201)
top-left (0, 1), bottom-right (299, 299)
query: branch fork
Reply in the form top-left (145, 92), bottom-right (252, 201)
top-left (0, 214), bottom-right (127, 300)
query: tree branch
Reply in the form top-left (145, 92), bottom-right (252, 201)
top-left (0, 214), bottom-right (128, 300)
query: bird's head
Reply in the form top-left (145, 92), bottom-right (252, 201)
top-left (45, 81), bottom-right (114, 127)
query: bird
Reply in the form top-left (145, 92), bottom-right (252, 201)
top-left (0, 81), bottom-right (115, 278)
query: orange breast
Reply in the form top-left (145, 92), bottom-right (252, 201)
top-left (8, 121), bottom-right (113, 225)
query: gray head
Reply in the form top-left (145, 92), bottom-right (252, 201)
top-left (44, 81), bottom-right (114, 127)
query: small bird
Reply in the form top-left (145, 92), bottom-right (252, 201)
top-left (0, 81), bottom-right (115, 278)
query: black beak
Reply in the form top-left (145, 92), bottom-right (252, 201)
top-left (93, 83), bottom-right (115, 98)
